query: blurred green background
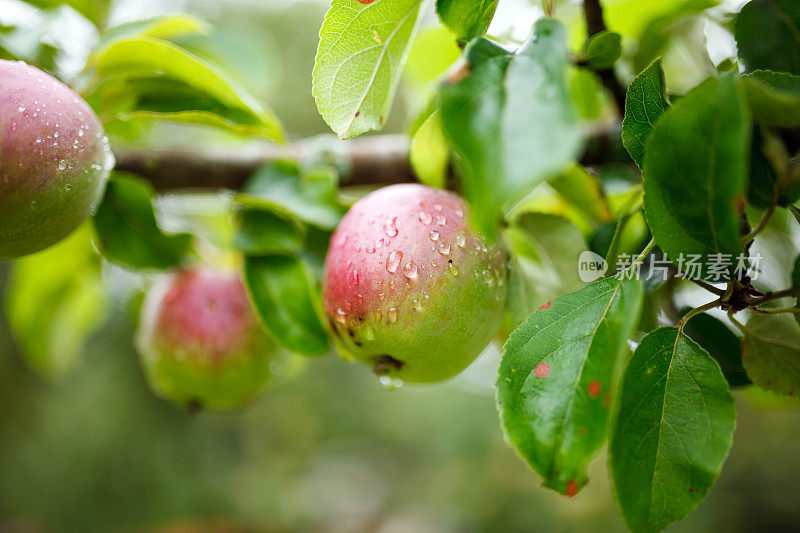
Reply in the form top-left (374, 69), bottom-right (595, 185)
top-left (2, 0), bottom-right (800, 531)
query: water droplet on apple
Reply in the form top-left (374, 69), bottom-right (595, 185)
top-left (386, 250), bottom-right (403, 273)
top-left (403, 261), bottom-right (418, 280)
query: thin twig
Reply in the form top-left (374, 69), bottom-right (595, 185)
top-left (754, 307), bottom-right (800, 314)
top-left (746, 287), bottom-right (797, 307)
top-left (582, 0), bottom-right (627, 111)
top-left (727, 309), bottom-right (748, 334)
top-left (742, 206), bottom-right (775, 246)
top-left (678, 299), bottom-right (722, 330)
top-left (632, 238), bottom-right (657, 268)
top-left (681, 275), bottom-right (726, 296)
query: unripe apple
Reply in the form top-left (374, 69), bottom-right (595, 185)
top-left (323, 184), bottom-right (507, 383)
top-left (136, 267), bottom-right (276, 410)
top-left (0, 60), bottom-right (113, 260)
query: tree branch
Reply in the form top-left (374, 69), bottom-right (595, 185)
top-left (582, 0), bottom-right (627, 111)
top-left (115, 124), bottom-right (631, 192)
top-left (583, 0), bottom-right (607, 36)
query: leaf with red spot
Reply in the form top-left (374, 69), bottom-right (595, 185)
top-left (496, 275), bottom-right (643, 496)
top-left (610, 327), bottom-right (736, 532)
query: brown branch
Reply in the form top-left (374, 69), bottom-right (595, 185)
top-left (583, 0), bottom-right (607, 36)
top-left (582, 0), bottom-right (627, 112)
top-left (114, 124), bottom-right (631, 192)
top-left (113, 134), bottom-right (413, 191)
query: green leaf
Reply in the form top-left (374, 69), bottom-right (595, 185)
top-left (92, 174), bottom-right (193, 270)
top-left (409, 109), bottom-right (448, 189)
top-left (312, 0), bottom-right (424, 139)
top-left (25, 0), bottom-right (111, 28)
top-left (404, 26), bottom-right (461, 88)
top-left (569, 67), bottom-right (605, 120)
top-left (610, 327), bottom-right (736, 533)
top-left (5, 225), bottom-right (105, 379)
top-left (504, 213), bottom-right (588, 327)
top-left (548, 163), bottom-right (614, 225)
top-left (632, 0), bottom-right (717, 73)
top-left (747, 126), bottom-right (781, 209)
top-left (497, 275), bottom-right (643, 496)
top-left (642, 75), bottom-right (749, 279)
top-left (98, 14), bottom-right (210, 47)
top-left (243, 255), bottom-right (329, 356)
top-left (155, 191), bottom-right (236, 251)
top-left (87, 36), bottom-right (284, 141)
top-left (741, 313), bottom-right (800, 397)
top-left (734, 0), bottom-right (800, 75)
top-left (741, 70), bottom-right (800, 127)
top-left (682, 312), bottom-right (750, 387)
top-left (436, 0), bottom-right (498, 42)
top-left (0, 2), bottom-right (98, 79)
top-left (621, 58), bottom-right (669, 169)
top-left (440, 20), bottom-right (583, 235)
top-left (233, 207), bottom-right (305, 255)
top-left (581, 30), bottom-right (622, 69)
top-left (238, 161), bottom-right (345, 231)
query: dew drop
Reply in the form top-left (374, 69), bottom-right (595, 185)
top-left (456, 234), bottom-right (466, 248)
top-left (29, 200), bottom-right (37, 210)
top-left (412, 298), bottom-right (423, 311)
top-left (384, 215), bottom-right (398, 237)
top-left (418, 211), bottom-right (432, 225)
top-left (17, 105), bottom-right (26, 113)
top-left (448, 263), bottom-right (459, 276)
top-left (482, 269), bottom-right (496, 287)
top-left (434, 204), bottom-right (442, 211)
top-left (57, 159), bottom-right (67, 171)
top-left (364, 326), bottom-right (375, 340)
top-left (386, 250), bottom-right (403, 273)
top-left (455, 208), bottom-right (464, 218)
top-left (78, 129), bottom-right (84, 137)
top-left (429, 230), bottom-right (439, 241)
top-left (345, 259), bottom-right (352, 269)
top-left (435, 214), bottom-right (446, 226)
top-left (336, 233), bottom-right (348, 246)
top-left (10, 121), bottom-right (16, 132)
top-left (335, 308), bottom-right (348, 324)
top-left (64, 184), bottom-right (72, 192)
top-left (366, 246), bottom-right (376, 254)
top-left (403, 261), bottom-right (418, 280)
top-left (374, 309), bottom-right (382, 321)
top-left (388, 307), bottom-right (398, 323)
top-left (352, 270), bottom-right (360, 286)
top-left (438, 243), bottom-right (451, 255)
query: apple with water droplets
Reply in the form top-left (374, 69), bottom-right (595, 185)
top-left (0, 60), bottom-right (113, 260)
top-left (136, 267), bottom-right (277, 410)
top-left (323, 184), bottom-right (507, 383)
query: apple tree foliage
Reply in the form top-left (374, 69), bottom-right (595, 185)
top-left (2, 0), bottom-right (800, 530)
